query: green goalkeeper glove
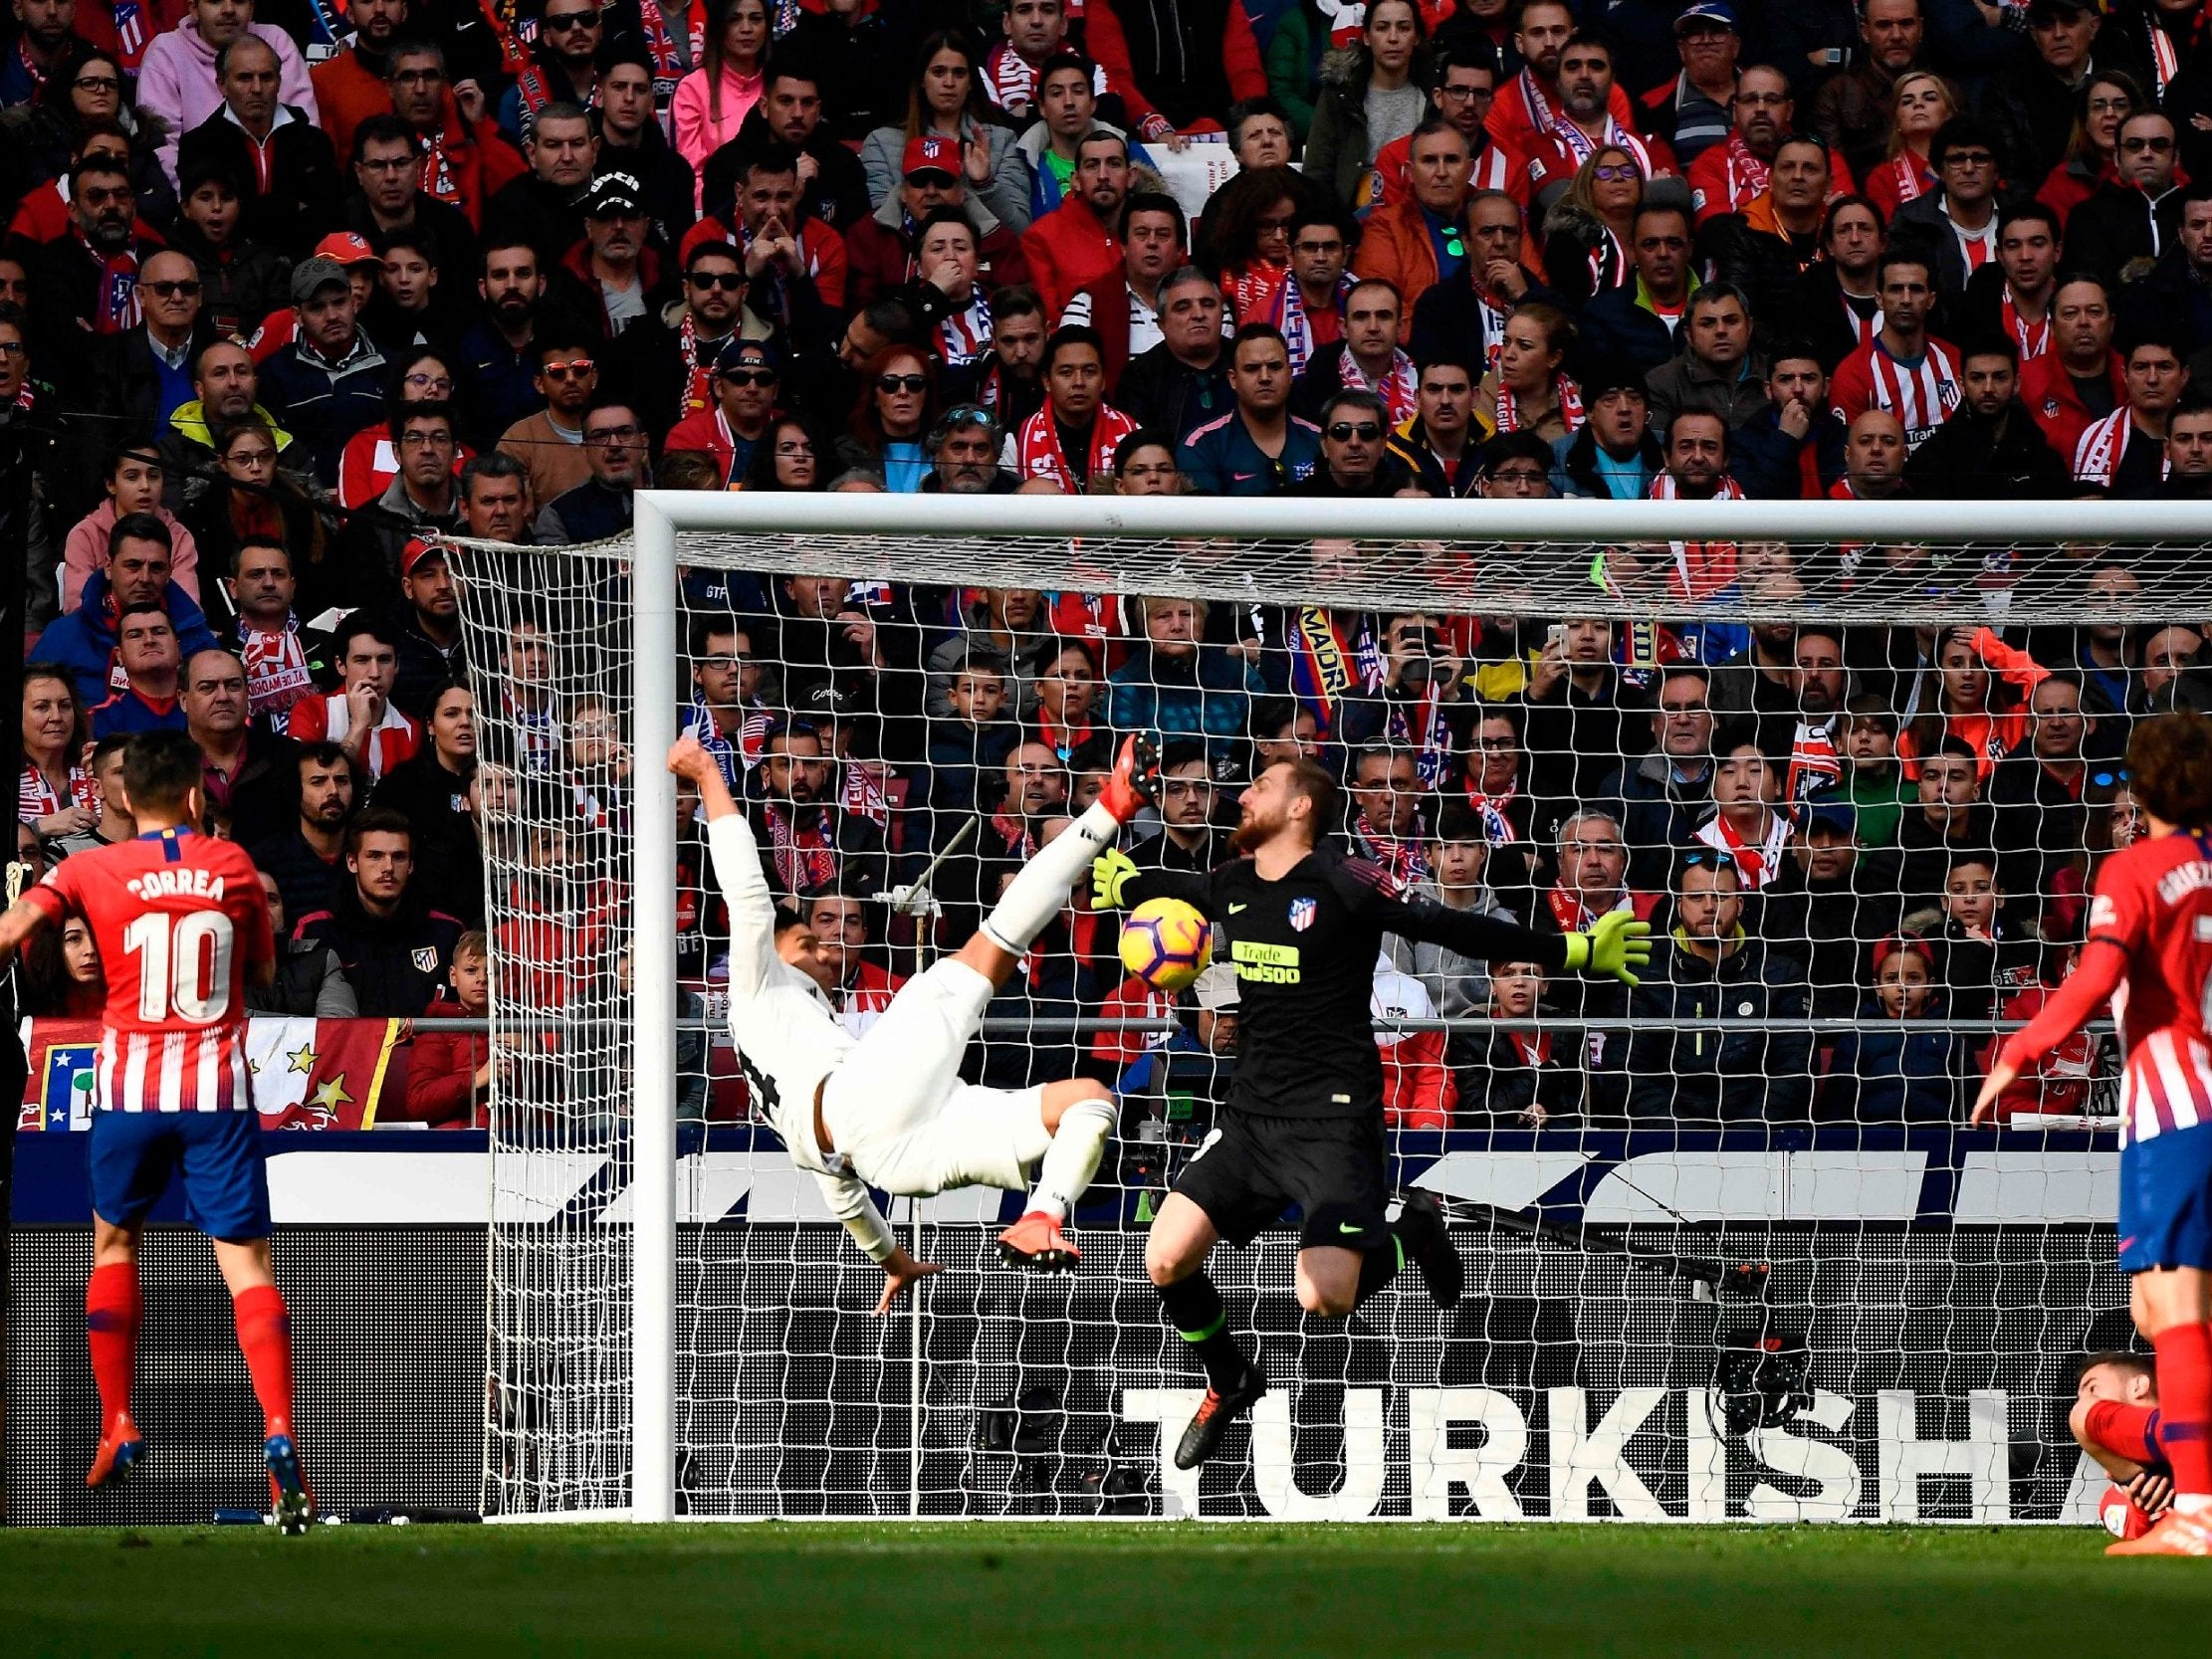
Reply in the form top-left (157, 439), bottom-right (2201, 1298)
top-left (1090, 848), bottom-right (1139, 910)
top-left (1562, 910), bottom-right (1653, 987)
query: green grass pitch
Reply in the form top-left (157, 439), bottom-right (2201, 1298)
top-left (6, 1522), bottom-right (2212, 1657)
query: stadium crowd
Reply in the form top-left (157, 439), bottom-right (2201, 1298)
top-left (9, 0), bottom-right (2212, 1133)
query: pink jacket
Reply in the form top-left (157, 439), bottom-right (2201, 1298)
top-left (137, 20), bottom-right (320, 187)
top-left (671, 64), bottom-right (763, 184)
top-left (63, 503), bottom-right (202, 613)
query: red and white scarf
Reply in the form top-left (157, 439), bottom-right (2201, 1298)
top-left (1585, 225), bottom-right (1629, 295)
top-left (2072, 407), bottom-right (2164, 490)
top-left (1880, 151), bottom-right (1932, 207)
top-left (1649, 472), bottom-right (1745, 602)
top-left (2148, 14), bottom-right (2206, 101)
top-left (1352, 816), bottom-right (1431, 888)
top-left (1012, 406), bottom-right (1140, 493)
top-left (20, 761), bottom-right (99, 821)
top-left (1545, 883), bottom-right (1634, 933)
top-left (2001, 289), bottom-right (2051, 363)
top-left (1783, 718), bottom-right (1843, 803)
top-left (1495, 371), bottom-right (1584, 434)
top-left (764, 802), bottom-right (837, 894)
top-left (83, 236), bottom-right (141, 334)
top-left (417, 128), bottom-right (461, 207)
top-left (1695, 807), bottom-right (1790, 891)
top-left (841, 758), bottom-right (890, 828)
top-left (239, 619), bottom-right (314, 731)
top-left (1341, 347), bottom-right (1419, 424)
top-left (675, 311), bottom-right (729, 419)
top-left (1711, 131), bottom-right (1770, 214)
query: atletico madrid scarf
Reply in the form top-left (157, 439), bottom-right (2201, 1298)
top-left (1711, 132), bottom-right (1770, 215)
top-left (765, 803), bottom-right (837, 893)
top-left (239, 619), bottom-right (314, 731)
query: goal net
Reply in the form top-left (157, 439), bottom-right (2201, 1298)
top-left (458, 494), bottom-right (2203, 1524)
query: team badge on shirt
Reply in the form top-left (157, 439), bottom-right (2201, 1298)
top-left (412, 947), bottom-right (441, 973)
top-left (1288, 897), bottom-right (1317, 933)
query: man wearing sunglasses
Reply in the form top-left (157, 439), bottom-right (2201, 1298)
top-left (2068, 112), bottom-right (2186, 290)
top-left (667, 336), bottom-right (781, 485)
top-left (1288, 388), bottom-right (1414, 498)
top-left (85, 251), bottom-right (209, 451)
top-left (499, 0), bottom-right (605, 147)
top-left (496, 330), bottom-right (602, 506)
top-left (625, 239), bottom-right (751, 442)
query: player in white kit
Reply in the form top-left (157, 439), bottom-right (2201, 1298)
top-left (667, 731), bottom-right (1160, 1310)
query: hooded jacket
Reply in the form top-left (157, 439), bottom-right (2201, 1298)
top-left (31, 567), bottom-right (221, 707)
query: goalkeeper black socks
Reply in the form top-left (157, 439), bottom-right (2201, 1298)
top-left (1158, 1272), bottom-right (1248, 1390)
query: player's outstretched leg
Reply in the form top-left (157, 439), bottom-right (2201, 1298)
top-left (969, 735), bottom-right (1160, 970)
top-left (85, 1254), bottom-right (145, 1489)
top-left (997, 1081), bottom-right (1116, 1271)
top-left (1147, 1195), bottom-right (1266, 1469)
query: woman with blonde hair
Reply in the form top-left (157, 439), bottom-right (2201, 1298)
top-left (1865, 70), bottom-right (1959, 219)
top-left (1540, 145), bottom-right (1642, 306)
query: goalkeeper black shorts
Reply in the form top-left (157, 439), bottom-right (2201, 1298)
top-left (1171, 1109), bottom-right (1392, 1251)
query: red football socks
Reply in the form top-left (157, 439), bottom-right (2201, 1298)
top-left (85, 1262), bottom-right (142, 1426)
top-left (232, 1285), bottom-right (297, 1440)
top-left (2153, 1322), bottom-right (2212, 1501)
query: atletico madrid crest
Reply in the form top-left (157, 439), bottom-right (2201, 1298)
top-left (1288, 897), bottom-right (1317, 933)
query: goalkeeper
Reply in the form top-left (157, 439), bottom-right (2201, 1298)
top-left (1093, 756), bottom-right (1652, 1469)
top-left (671, 731), bottom-right (1162, 1310)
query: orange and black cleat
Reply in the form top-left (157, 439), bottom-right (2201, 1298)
top-left (1097, 734), bottom-right (1163, 824)
top-left (997, 1210), bottom-right (1081, 1273)
top-left (1174, 1364), bottom-right (1267, 1470)
top-left (87, 1412), bottom-right (146, 1489)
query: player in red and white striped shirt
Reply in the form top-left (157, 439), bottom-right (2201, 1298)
top-left (1829, 253), bottom-right (1961, 452)
top-left (1978, 713), bottom-right (2212, 1555)
top-left (0, 731), bottom-right (313, 1533)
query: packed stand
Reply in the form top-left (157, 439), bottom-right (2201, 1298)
top-left (6, 0), bottom-right (2208, 1131)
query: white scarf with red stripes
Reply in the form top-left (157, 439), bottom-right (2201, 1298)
top-left (1495, 371), bottom-right (1585, 433)
top-left (1342, 347), bottom-right (1419, 424)
top-left (1694, 807), bottom-right (1790, 890)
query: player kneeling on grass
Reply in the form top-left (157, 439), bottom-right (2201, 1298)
top-left (1091, 755), bottom-right (1653, 1470)
top-left (0, 730), bottom-right (314, 1533)
top-left (1977, 710), bottom-right (2212, 1556)
top-left (2074, 1351), bottom-right (2174, 1540)
top-left (670, 731), bottom-right (1162, 1308)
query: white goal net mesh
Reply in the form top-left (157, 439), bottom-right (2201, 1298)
top-left (461, 498), bottom-right (2199, 1522)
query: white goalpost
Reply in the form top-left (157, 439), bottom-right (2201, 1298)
top-left (468, 491), bottom-right (2204, 1524)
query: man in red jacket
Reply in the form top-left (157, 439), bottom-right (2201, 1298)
top-left (845, 133), bottom-right (1027, 307)
top-left (1082, 0), bottom-right (1267, 142)
top-left (1018, 128), bottom-right (1129, 317)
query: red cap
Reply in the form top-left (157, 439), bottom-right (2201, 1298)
top-left (314, 231), bottom-right (379, 267)
top-left (902, 134), bottom-right (960, 178)
top-left (400, 536), bottom-right (447, 580)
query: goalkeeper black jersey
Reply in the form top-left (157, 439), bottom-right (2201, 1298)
top-left (1126, 850), bottom-right (1571, 1121)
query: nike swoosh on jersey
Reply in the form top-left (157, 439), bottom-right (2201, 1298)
top-left (1228, 903), bottom-right (1247, 913)
top-left (1338, 1222), bottom-right (1366, 1235)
